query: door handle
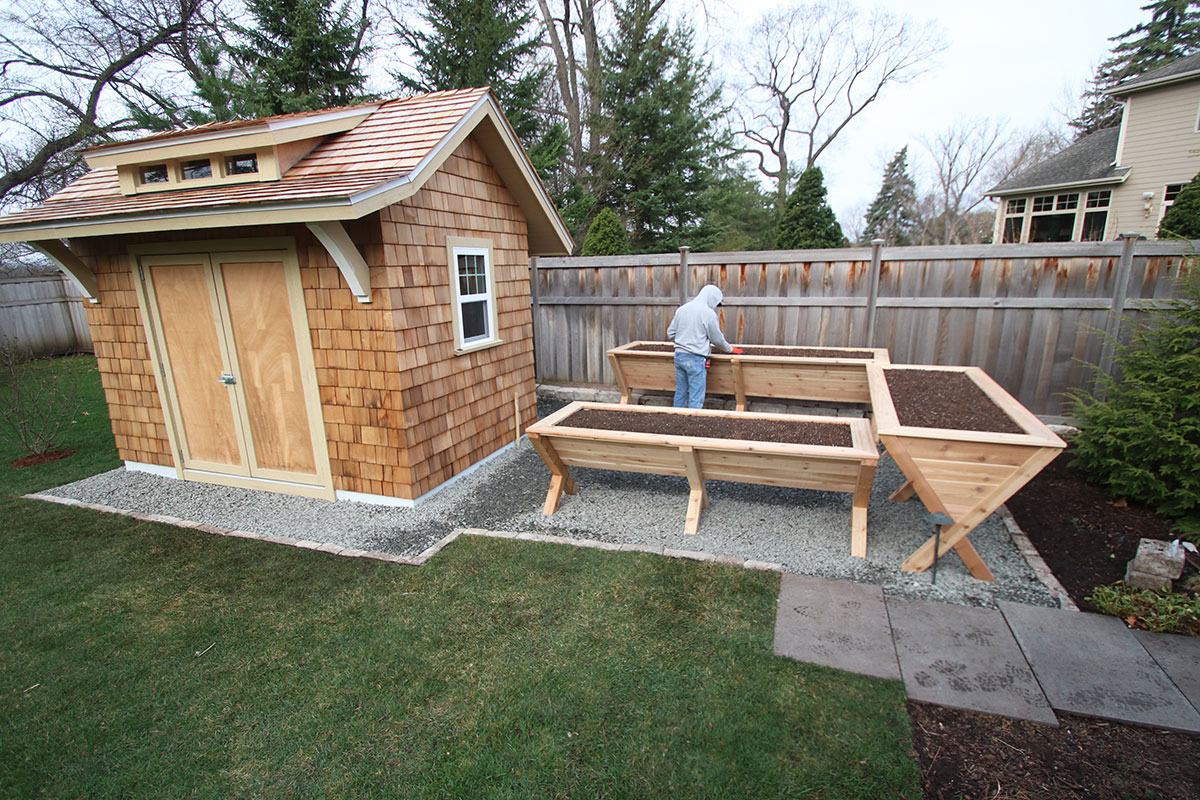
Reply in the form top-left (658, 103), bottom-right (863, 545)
top-left (218, 373), bottom-right (237, 385)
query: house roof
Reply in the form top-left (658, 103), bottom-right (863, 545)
top-left (1106, 51), bottom-right (1200, 95)
top-left (0, 88), bottom-right (573, 255)
top-left (986, 127), bottom-right (1129, 196)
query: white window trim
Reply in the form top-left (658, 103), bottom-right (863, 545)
top-left (446, 236), bottom-right (502, 355)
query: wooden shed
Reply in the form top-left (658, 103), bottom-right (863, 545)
top-left (0, 88), bottom-right (572, 504)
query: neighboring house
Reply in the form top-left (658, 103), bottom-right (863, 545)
top-left (0, 88), bottom-right (572, 505)
top-left (988, 52), bottom-right (1200, 243)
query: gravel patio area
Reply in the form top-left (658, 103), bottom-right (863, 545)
top-left (38, 397), bottom-right (1059, 610)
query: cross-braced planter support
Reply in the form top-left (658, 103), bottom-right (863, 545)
top-left (867, 364), bottom-right (1066, 582)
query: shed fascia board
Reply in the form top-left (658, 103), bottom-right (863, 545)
top-left (2, 95), bottom-right (573, 254)
top-left (29, 240), bottom-right (99, 302)
top-left (83, 106), bottom-right (381, 168)
top-left (987, 172), bottom-right (1129, 198)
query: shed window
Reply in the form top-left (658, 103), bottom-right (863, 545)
top-left (140, 164), bottom-right (169, 184)
top-left (1086, 190), bottom-right (1111, 208)
top-left (450, 245), bottom-right (497, 349)
top-left (1006, 198), bottom-right (1026, 215)
top-left (1032, 195), bottom-right (1054, 212)
top-left (1002, 217), bottom-right (1024, 243)
top-left (1055, 193), bottom-right (1078, 210)
top-left (1081, 211), bottom-right (1107, 241)
top-left (226, 153), bottom-right (259, 175)
top-left (181, 158), bottom-right (213, 180)
top-left (1029, 213), bottom-right (1075, 242)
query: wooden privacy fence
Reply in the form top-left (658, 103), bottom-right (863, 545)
top-left (0, 274), bottom-right (93, 356)
top-left (530, 237), bottom-right (1193, 418)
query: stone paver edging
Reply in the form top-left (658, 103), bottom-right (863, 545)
top-left (23, 493), bottom-right (786, 573)
top-left (995, 505), bottom-right (1078, 611)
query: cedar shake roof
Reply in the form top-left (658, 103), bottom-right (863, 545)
top-left (0, 88), bottom-right (573, 255)
top-left (1108, 51), bottom-right (1200, 95)
top-left (986, 127), bottom-right (1129, 196)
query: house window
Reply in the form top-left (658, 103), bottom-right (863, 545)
top-left (139, 164), bottom-right (169, 184)
top-left (1081, 211), bottom-right (1107, 241)
top-left (447, 239), bottom-right (499, 351)
top-left (1002, 217), bottom-right (1024, 243)
top-left (1164, 183), bottom-right (1185, 204)
top-left (1055, 193), bottom-right (1079, 210)
top-left (1086, 190), bottom-right (1111, 208)
top-left (226, 153), bottom-right (259, 175)
top-left (1029, 214), bottom-right (1075, 242)
top-left (1032, 195), bottom-right (1055, 212)
top-left (1006, 198), bottom-right (1026, 215)
top-left (181, 158), bottom-right (213, 180)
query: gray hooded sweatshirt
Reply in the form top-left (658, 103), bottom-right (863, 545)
top-left (667, 284), bottom-right (732, 357)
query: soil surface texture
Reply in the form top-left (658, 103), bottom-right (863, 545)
top-left (560, 407), bottom-right (853, 447)
top-left (885, 368), bottom-right (1024, 434)
top-left (10, 449), bottom-right (75, 468)
top-left (910, 702), bottom-right (1200, 800)
top-left (633, 343), bottom-right (877, 359)
top-left (1006, 450), bottom-right (1184, 614)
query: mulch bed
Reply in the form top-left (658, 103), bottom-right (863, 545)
top-left (884, 368), bottom-right (1024, 434)
top-left (560, 407), bottom-right (852, 447)
top-left (632, 343), bottom-right (877, 359)
top-left (910, 702), bottom-right (1200, 800)
top-left (9, 449), bottom-right (75, 468)
top-left (1005, 450), bottom-right (1182, 613)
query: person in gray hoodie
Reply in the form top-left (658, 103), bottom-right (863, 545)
top-left (666, 284), bottom-right (742, 408)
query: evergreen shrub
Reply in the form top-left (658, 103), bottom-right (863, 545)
top-left (1158, 172), bottom-right (1200, 240)
top-left (580, 208), bottom-right (629, 256)
top-left (1069, 266), bottom-right (1200, 530)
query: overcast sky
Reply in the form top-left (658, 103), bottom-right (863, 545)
top-left (699, 0), bottom-right (1150, 231)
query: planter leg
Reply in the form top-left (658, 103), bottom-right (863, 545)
top-left (731, 357), bottom-right (747, 412)
top-left (953, 538), bottom-right (996, 582)
top-left (901, 520), bottom-right (996, 582)
top-left (850, 462), bottom-right (876, 558)
top-left (609, 352), bottom-right (632, 405)
top-left (889, 479), bottom-right (916, 503)
top-left (529, 433), bottom-right (577, 516)
top-left (679, 445), bottom-right (708, 534)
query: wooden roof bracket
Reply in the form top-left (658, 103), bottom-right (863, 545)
top-left (30, 240), bottom-right (100, 303)
top-left (306, 221), bottom-right (372, 303)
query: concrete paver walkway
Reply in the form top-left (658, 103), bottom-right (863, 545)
top-left (774, 573), bottom-right (1200, 733)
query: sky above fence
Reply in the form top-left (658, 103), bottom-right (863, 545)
top-left (705, 0), bottom-right (1146, 231)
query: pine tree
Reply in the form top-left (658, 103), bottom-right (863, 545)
top-left (579, 208), bottom-right (629, 255)
top-left (775, 167), bottom-right (845, 250)
top-left (230, 0), bottom-right (371, 116)
top-left (1070, 1), bottom-right (1200, 138)
top-left (861, 147), bottom-right (919, 246)
top-left (1158, 172), bottom-right (1200, 239)
top-left (594, 0), bottom-right (724, 252)
top-left (394, 0), bottom-right (546, 144)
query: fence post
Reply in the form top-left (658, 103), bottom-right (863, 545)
top-left (865, 239), bottom-right (884, 348)
top-left (529, 256), bottom-right (541, 379)
top-left (678, 246), bottom-right (691, 304)
top-left (1095, 232), bottom-right (1141, 398)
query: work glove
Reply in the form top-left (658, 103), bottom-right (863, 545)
top-left (730, 346), bottom-right (744, 354)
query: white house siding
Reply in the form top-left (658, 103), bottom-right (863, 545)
top-left (1110, 80), bottom-right (1200, 237)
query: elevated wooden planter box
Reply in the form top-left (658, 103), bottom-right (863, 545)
top-left (866, 364), bottom-right (1066, 582)
top-left (525, 402), bottom-right (879, 555)
top-left (607, 341), bottom-right (890, 409)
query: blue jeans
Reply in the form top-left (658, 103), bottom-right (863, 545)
top-left (673, 351), bottom-right (707, 409)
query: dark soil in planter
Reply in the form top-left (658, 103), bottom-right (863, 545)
top-left (884, 368), bottom-right (1024, 434)
top-left (561, 407), bottom-right (852, 447)
top-left (632, 343), bottom-right (877, 359)
top-left (910, 702), bottom-right (1200, 800)
top-left (1005, 450), bottom-right (1183, 613)
top-left (9, 449), bottom-right (75, 468)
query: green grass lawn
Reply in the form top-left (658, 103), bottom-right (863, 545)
top-left (0, 355), bottom-right (920, 799)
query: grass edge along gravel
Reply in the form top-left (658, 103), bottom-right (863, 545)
top-left (1, 355), bottom-right (921, 798)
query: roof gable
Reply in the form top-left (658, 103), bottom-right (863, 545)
top-left (0, 89), bottom-right (573, 255)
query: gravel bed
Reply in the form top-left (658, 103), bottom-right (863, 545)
top-left (38, 398), bottom-right (1058, 610)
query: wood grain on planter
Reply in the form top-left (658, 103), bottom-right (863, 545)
top-left (866, 364), bottom-right (1065, 582)
top-left (607, 341), bottom-right (890, 409)
top-left (526, 401), bottom-right (879, 556)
